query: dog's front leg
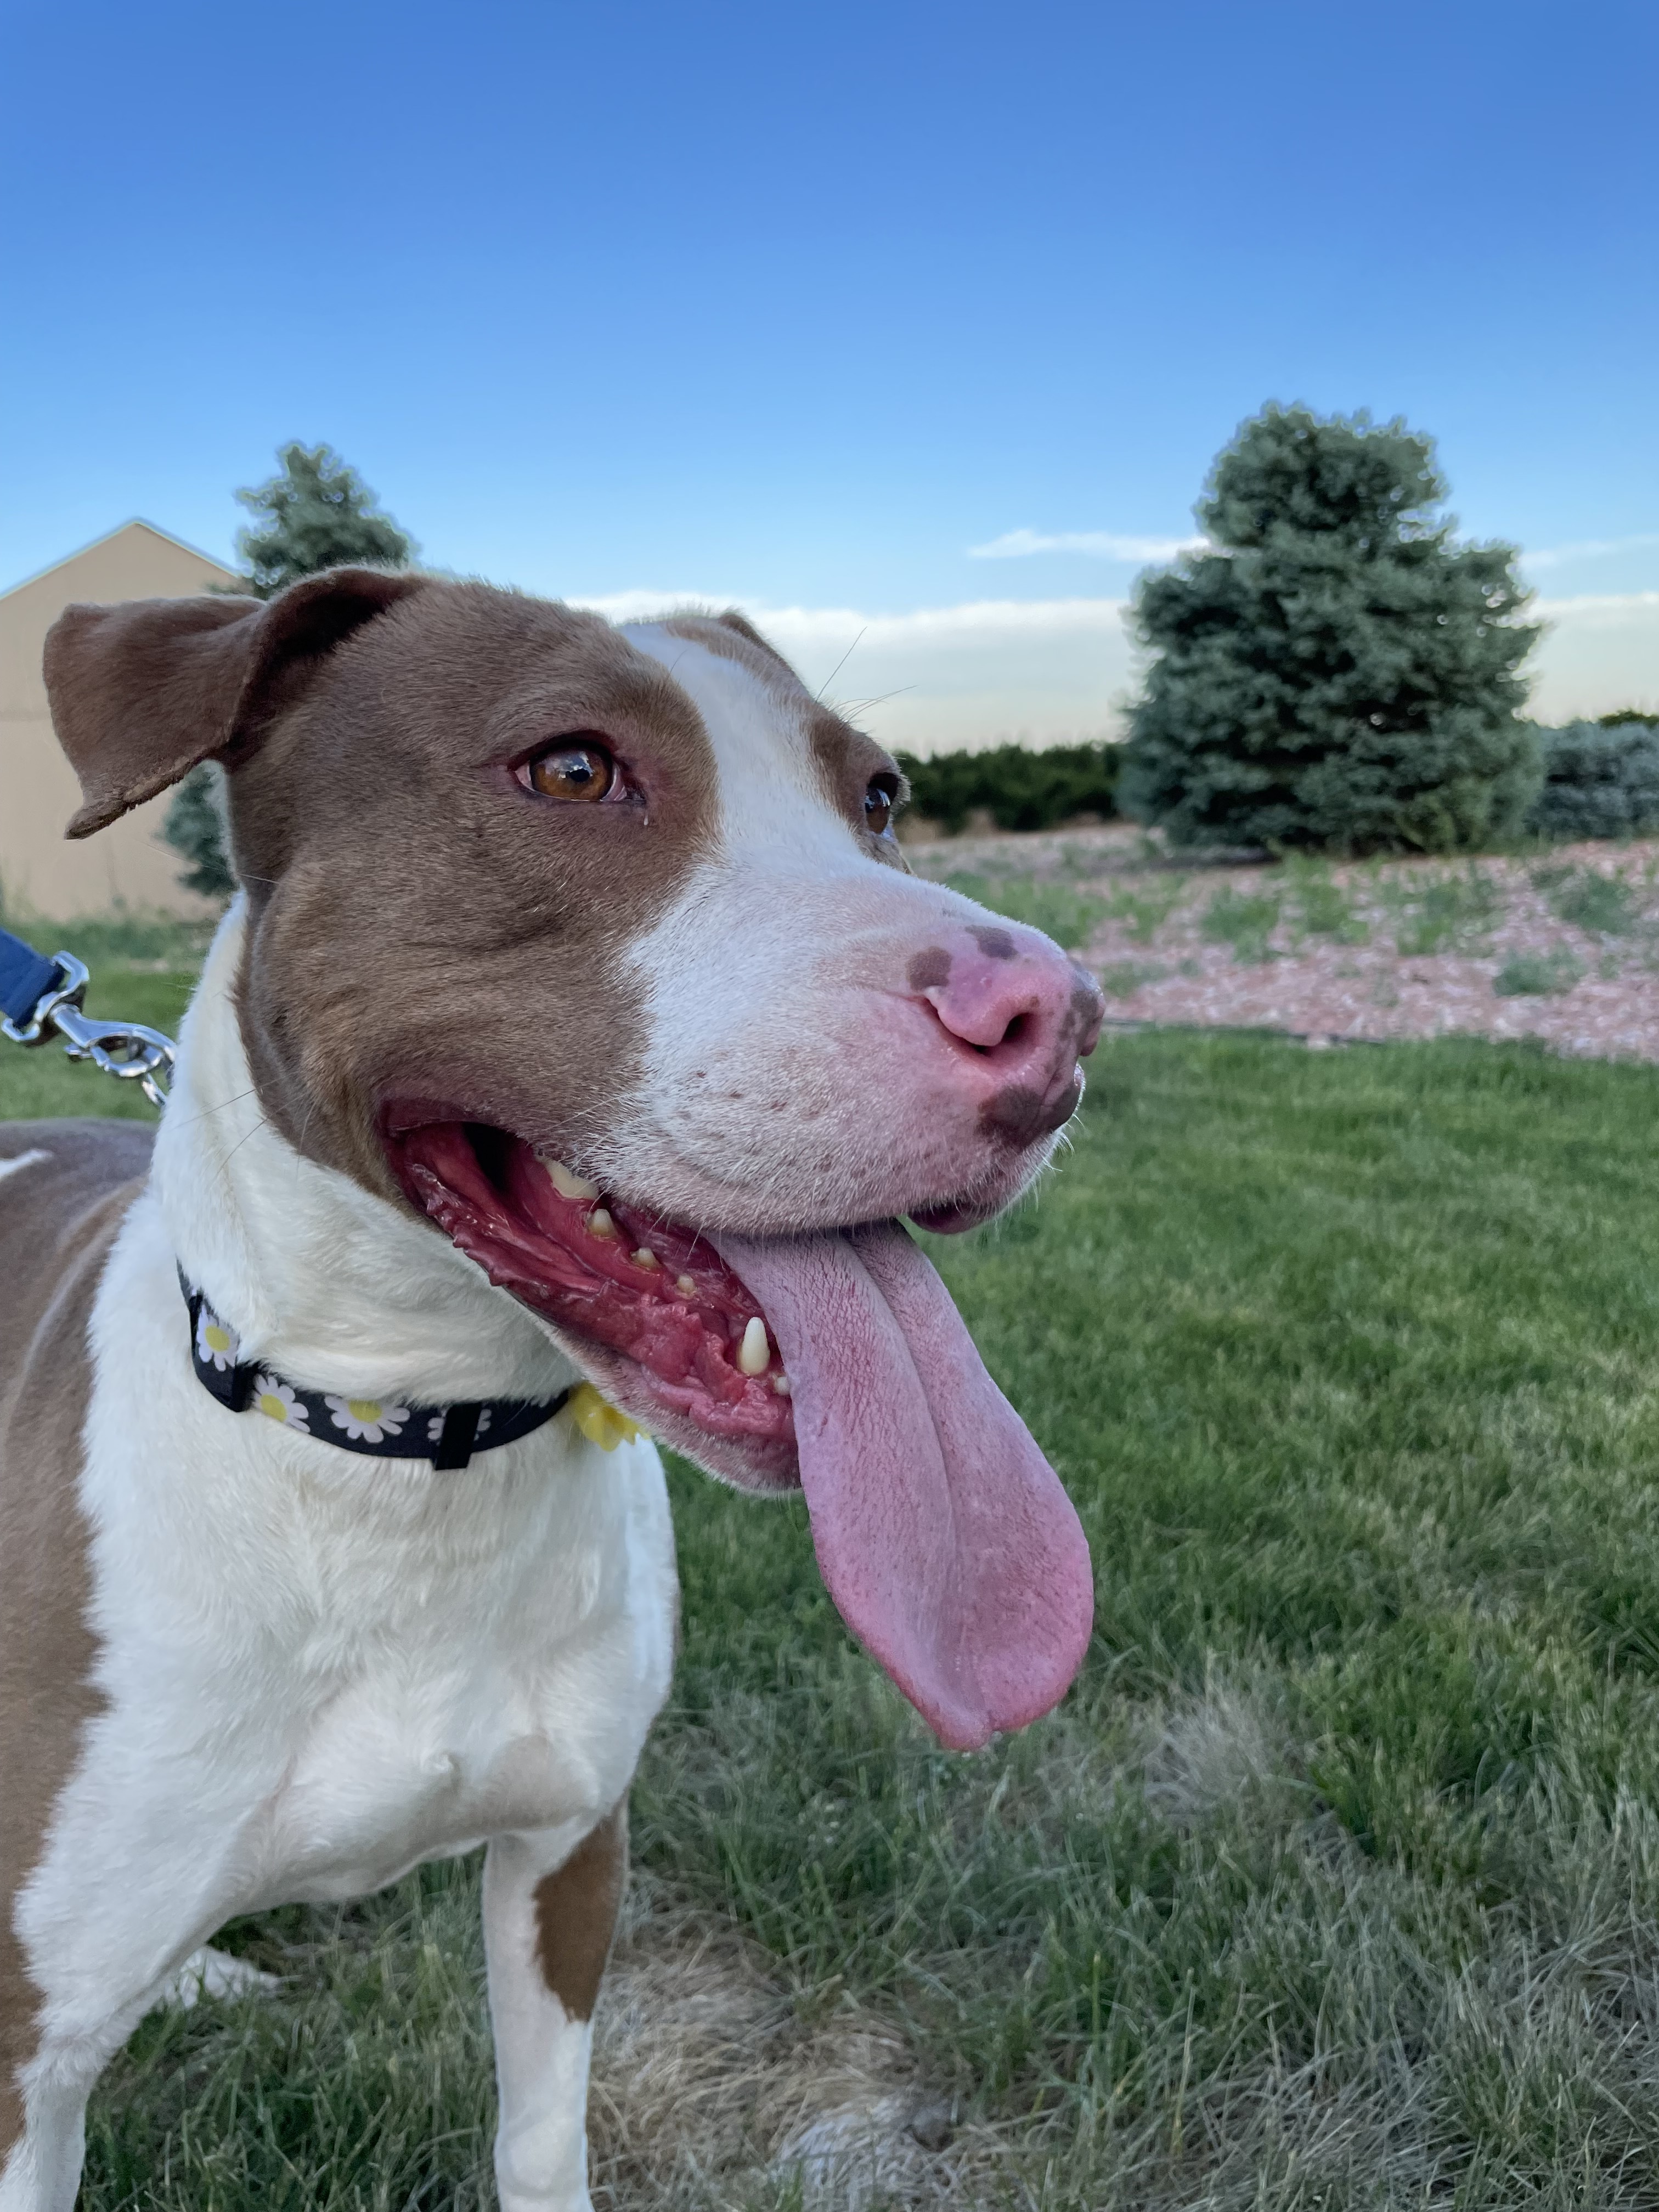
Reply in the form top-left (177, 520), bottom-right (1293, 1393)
top-left (481, 1804), bottom-right (627, 2212)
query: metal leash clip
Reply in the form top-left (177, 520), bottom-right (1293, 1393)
top-left (1, 948), bottom-right (176, 1109)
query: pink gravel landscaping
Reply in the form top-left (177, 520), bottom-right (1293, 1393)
top-left (905, 823), bottom-right (1659, 1064)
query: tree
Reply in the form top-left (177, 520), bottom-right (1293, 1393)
top-left (234, 441), bottom-right (414, 598)
top-left (162, 764), bottom-right (237, 899)
top-left (163, 445), bottom-right (414, 895)
top-left (1119, 405), bottom-right (1543, 853)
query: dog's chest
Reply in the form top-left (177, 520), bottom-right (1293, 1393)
top-left (230, 1457), bottom-right (675, 1902)
top-left (72, 1266), bottom-right (679, 1916)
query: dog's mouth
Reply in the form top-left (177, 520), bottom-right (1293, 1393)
top-left (388, 1118), bottom-right (800, 1483)
top-left (383, 1113), bottom-right (1094, 1752)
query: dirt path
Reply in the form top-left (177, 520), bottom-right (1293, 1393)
top-left (904, 823), bottom-right (1659, 1062)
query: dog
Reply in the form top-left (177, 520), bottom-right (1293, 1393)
top-left (0, 568), bottom-right (1104, 2211)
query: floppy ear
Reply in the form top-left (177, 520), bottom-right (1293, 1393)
top-left (44, 567), bottom-right (426, 839)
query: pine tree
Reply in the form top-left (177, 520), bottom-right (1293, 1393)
top-left (162, 765), bottom-right (236, 899)
top-left (163, 445), bottom-right (414, 895)
top-left (1120, 405), bottom-right (1543, 853)
top-left (235, 441), bottom-right (414, 597)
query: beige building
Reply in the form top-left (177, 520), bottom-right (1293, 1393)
top-left (1, 519), bottom-right (239, 920)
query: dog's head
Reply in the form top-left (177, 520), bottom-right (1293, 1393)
top-left (46, 569), bottom-right (1105, 1749)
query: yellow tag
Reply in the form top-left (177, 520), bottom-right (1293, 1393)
top-left (568, 1383), bottom-right (643, 1453)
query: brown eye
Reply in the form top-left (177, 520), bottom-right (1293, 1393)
top-left (524, 741), bottom-right (617, 803)
top-left (864, 775), bottom-right (898, 836)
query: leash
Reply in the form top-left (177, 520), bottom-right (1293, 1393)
top-left (0, 922), bottom-right (176, 1109)
top-left (1, 921), bottom-right (629, 1465)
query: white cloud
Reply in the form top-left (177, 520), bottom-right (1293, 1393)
top-left (1523, 533), bottom-right (1659, 571)
top-left (562, 586), bottom-right (1659, 752)
top-left (568, 590), bottom-right (1136, 752)
top-left (1520, 592), bottom-right (1659, 721)
top-left (967, 527), bottom-right (1205, 563)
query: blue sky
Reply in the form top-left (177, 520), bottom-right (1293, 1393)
top-left (3, 0), bottom-right (1655, 744)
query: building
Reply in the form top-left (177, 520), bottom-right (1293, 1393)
top-left (0, 520), bottom-right (239, 919)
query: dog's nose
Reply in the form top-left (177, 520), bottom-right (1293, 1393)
top-left (908, 924), bottom-right (1105, 1143)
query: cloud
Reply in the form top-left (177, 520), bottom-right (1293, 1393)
top-left (967, 527), bottom-right (1205, 563)
top-left (563, 586), bottom-right (1659, 751)
top-left (1522, 591), bottom-right (1659, 721)
top-left (1522, 534), bottom-right (1659, 571)
top-left (568, 590), bottom-right (1136, 752)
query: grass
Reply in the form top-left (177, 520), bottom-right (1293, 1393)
top-left (1102, 877), bottom-right (1189, 945)
top-left (1200, 886), bottom-right (1281, 964)
top-left (1493, 950), bottom-right (1588, 998)
top-left (943, 872), bottom-right (1110, 952)
top-left (21, 1022), bottom-right (1659, 2203)
top-left (1281, 857), bottom-right (1369, 947)
top-left (1384, 867), bottom-right (1504, 958)
top-left (1099, 960), bottom-right (1167, 1001)
top-left (1532, 866), bottom-right (1641, 939)
top-left (0, 907), bottom-right (210, 1119)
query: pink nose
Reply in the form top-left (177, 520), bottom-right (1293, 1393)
top-left (909, 923), bottom-right (1105, 1144)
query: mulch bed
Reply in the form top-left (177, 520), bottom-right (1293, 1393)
top-left (906, 824), bottom-right (1659, 1064)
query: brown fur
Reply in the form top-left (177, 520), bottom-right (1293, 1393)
top-left (0, 1122), bottom-right (150, 2155)
top-left (45, 577), bottom-right (724, 1204)
top-left (534, 1802), bottom-right (628, 2021)
top-left (47, 571), bottom-right (425, 838)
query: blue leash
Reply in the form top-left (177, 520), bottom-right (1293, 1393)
top-left (0, 921), bottom-right (176, 1108)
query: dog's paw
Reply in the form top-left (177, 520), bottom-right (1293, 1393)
top-left (159, 1945), bottom-right (280, 2010)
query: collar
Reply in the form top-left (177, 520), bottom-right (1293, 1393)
top-left (182, 1273), bottom-right (578, 1469)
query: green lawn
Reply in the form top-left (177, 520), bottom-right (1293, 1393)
top-left (14, 1015), bottom-right (1659, 2207)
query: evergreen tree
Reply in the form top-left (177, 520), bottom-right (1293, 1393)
top-left (162, 766), bottom-right (236, 899)
top-left (1120, 405), bottom-right (1543, 853)
top-left (235, 441), bottom-right (414, 597)
top-left (163, 445), bottom-right (414, 895)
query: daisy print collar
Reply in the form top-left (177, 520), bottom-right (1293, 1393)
top-left (180, 1275), bottom-right (608, 1469)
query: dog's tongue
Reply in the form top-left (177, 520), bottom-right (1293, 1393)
top-left (713, 1221), bottom-right (1093, 1751)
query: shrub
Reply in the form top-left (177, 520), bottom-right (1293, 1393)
top-left (1532, 863), bottom-right (1638, 936)
top-left (897, 740), bottom-right (1119, 835)
top-left (1493, 949), bottom-right (1585, 997)
top-left (1525, 721), bottom-right (1659, 842)
top-left (1120, 404), bottom-right (1542, 854)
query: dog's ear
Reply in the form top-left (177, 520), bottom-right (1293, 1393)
top-left (45, 567), bottom-right (426, 839)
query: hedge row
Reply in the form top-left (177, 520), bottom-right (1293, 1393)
top-left (896, 740), bottom-right (1119, 834)
top-left (1526, 715), bottom-right (1659, 842)
top-left (895, 715), bottom-right (1659, 847)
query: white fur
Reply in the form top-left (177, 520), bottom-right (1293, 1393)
top-left (607, 630), bottom-right (1050, 1232)
top-left (0, 1150), bottom-right (49, 1184)
top-left (3, 908), bottom-right (676, 2212)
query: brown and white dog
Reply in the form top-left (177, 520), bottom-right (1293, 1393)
top-left (0, 570), bottom-right (1103, 2211)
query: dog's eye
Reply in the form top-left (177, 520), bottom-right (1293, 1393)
top-left (864, 775), bottom-right (899, 837)
top-left (522, 741), bottom-right (617, 803)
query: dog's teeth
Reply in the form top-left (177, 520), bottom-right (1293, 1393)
top-left (737, 1316), bottom-right (770, 1376)
top-left (771, 1373), bottom-right (792, 1396)
top-left (675, 1273), bottom-right (697, 1299)
top-left (544, 1159), bottom-right (600, 1202)
top-left (586, 1207), bottom-right (618, 1239)
top-left (632, 1246), bottom-right (661, 1270)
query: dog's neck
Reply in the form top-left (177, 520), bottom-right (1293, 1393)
top-left (151, 902), bottom-right (574, 1404)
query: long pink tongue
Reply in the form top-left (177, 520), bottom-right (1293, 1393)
top-left (714, 1222), bottom-right (1093, 1751)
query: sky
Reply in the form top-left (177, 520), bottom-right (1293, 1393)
top-left (3, 0), bottom-right (1656, 749)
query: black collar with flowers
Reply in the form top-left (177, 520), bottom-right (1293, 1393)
top-left (182, 1276), bottom-right (571, 1470)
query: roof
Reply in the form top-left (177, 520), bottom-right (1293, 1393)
top-left (0, 517), bottom-right (238, 602)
